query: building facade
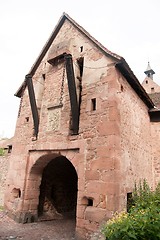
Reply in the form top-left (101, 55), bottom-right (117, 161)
top-left (4, 13), bottom-right (160, 239)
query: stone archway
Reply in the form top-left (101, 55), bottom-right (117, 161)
top-left (37, 155), bottom-right (78, 221)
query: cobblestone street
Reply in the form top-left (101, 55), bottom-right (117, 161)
top-left (0, 210), bottom-right (76, 240)
top-left (0, 210), bottom-right (105, 240)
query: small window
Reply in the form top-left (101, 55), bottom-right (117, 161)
top-left (8, 145), bottom-right (12, 153)
top-left (127, 192), bottom-right (133, 212)
top-left (151, 87), bottom-right (155, 93)
top-left (25, 117), bottom-right (29, 122)
top-left (87, 198), bottom-right (93, 206)
top-left (121, 85), bottom-right (124, 92)
top-left (81, 196), bottom-right (94, 206)
top-left (91, 98), bottom-right (96, 111)
top-left (77, 57), bottom-right (84, 78)
top-left (12, 188), bottom-right (21, 199)
top-left (80, 46), bottom-right (83, 52)
top-left (42, 74), bottom-right (46, 80)
top-left (146, 80), bottom-right (148, 84)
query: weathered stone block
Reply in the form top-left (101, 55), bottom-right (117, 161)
top-left (84, 206), bottom-right (107, 222)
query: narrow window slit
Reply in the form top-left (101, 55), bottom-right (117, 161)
top-left (77, 57), bottom-right (84, 78)
top-left (151, 87), bottom-right (154, 92)
top-left (25, 117), bottom-right (29, 122)
top-left (127, 192), bottom-right (133, 212)
top-left (87, 198), bottom-right (93, 206)
top-left (80, 46), bottom-right (83, 52)
top-left (8, 145), bottom-right (12, 153)
top-left (91, 98), bottom-right (96, 111)
top-left (42, 74), bottom-right (46, 80)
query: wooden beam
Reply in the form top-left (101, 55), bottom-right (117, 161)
top-left (64, 54), bottom-right (79, 134)
top-left (26, 74), bottom-right (39, 138)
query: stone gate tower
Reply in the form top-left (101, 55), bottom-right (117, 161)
top-left (4, 13), bottom-right (158, 239)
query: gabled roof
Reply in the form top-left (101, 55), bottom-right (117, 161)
top-left (148, 92), bottom-right (160, 108)
top-left (15, 13), bottom-right (154, 109)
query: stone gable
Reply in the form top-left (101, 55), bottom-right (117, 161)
top-left (3, 13), bottom-right (160, 239)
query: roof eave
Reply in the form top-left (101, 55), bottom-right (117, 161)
top-left (63, 13), bottom-right (122, 62)
top-left (15, 13), bottom-right (151, 110)
top-left (116, 60), bottom-right (154, 109)
top-left (15, 13), bottom-right (68, 97)
top-left (15, 13), bottom-right (122, 97)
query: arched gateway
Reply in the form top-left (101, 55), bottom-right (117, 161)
top-left (38, 156), bottom-right (78, 220)
top-left (22, 153), bottom-right (78, 223)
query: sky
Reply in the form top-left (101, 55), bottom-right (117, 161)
top-left (0, 0), bottom-right (160, 138)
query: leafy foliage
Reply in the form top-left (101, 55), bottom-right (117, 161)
top-left (0, 148), bottom-right (5, 156)
top-left (102, 180), bottom-right (160, 240)
top-left (0, 205), bottom-right (4, 211)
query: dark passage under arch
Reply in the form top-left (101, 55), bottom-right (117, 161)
top-left (38, 156), bottom-right (78, 220)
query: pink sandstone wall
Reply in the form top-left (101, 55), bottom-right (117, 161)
top-left (5, 19), bottom-right (119, 237)
top-left (151, 122), bottom-right (160, 187)
top-left (117, 71), bottom-right (154, 209)
top-left (141, 77), bottom-right (160, 188)
top-left (142, 77), bottom-right (160, 94)
top-left (0, 154), bottom-right (10, 206)
top-left (4, 18), bottom-right (157, 239)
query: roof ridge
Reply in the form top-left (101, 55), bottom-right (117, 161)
top-left (15, 12), bottom-right (122, 97)
top-left (63, 13), bottom-right (122, 61)
top-left (14, 13), bottom-right (154, 109)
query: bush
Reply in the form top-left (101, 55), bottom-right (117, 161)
top-left (102, 180), bottom-right (160, 240)
top-left (0, 148), bottom-right (5, 156)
